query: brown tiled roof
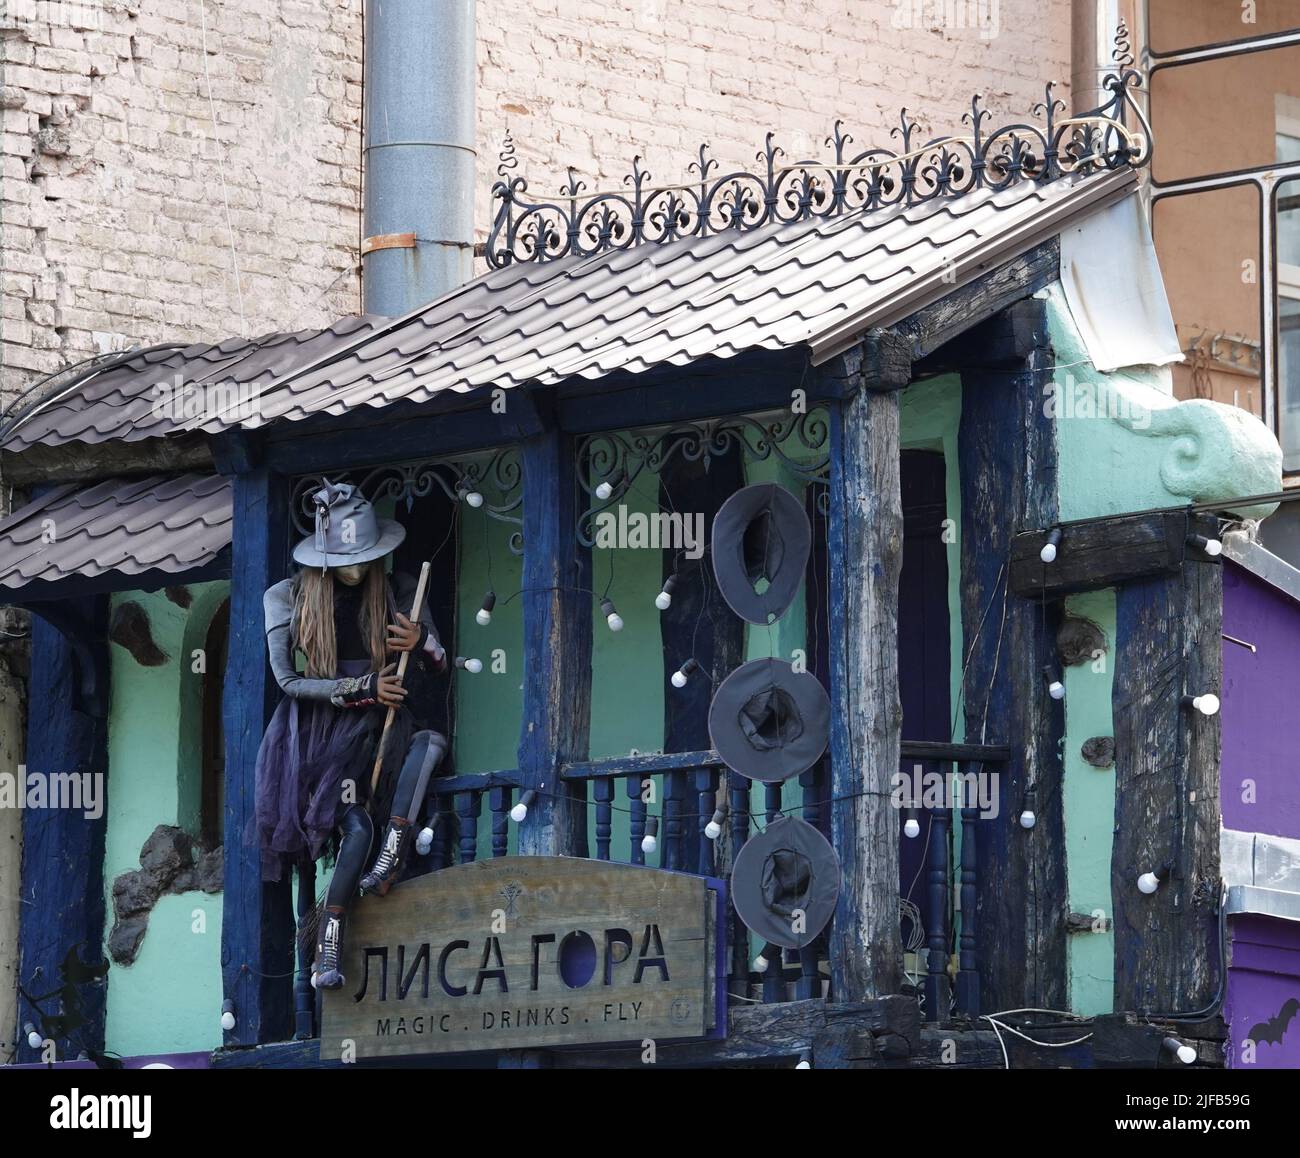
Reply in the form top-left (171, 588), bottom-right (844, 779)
top-left (3, 168), bottom-right (1137, 450)
top-left (0, 473), bottom-right (231, 590)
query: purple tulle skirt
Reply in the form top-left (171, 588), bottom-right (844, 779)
top-left (252, 660), bottom-right (412, 883)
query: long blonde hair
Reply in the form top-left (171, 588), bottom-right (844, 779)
top-left (291, 561), bottom-right (389, 677)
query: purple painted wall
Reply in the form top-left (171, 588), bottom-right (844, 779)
top-left (1221, 563), bottom-right (1300, 838)
top-left (1224, 916), bottom-right (1300, 1068)
top-left (1222, 561), bottom-right (1300, 1069)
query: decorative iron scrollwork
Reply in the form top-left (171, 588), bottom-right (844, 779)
top-left (576, 410), bottom-right (830, 546)
top-left (291, 450), bottom-right (524, 555)
top-left (486, 29), bottom-right (1149, 269)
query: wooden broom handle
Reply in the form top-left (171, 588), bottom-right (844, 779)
top-left (369, 560), bottom-right (432, 796)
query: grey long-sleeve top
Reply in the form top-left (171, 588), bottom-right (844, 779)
top-left (263, 572), bottom-right (445, 703)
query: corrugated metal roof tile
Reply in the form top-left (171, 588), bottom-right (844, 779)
top-left (0, 473), bottom-right (232, 590)
top-left (3, 169), bottom-right (1136, 451)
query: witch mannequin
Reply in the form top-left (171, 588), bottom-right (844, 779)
top-left (253, 482), bottom-right (448, 989)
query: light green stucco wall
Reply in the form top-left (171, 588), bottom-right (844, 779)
top-left (452, 510), bottom-right (524, 776)
top-left (1060, 589), bottom-right (1116, 1015)
top-left (103, 581), bottom-right (229, 1058)
top-left (1046, 283), bottom-right (1280, 523)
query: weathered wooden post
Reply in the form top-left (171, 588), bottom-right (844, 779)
top-left (516, 404), bottom-right (592, 859)
top-left (17, 597), bottom-right (109, 1062)
top-left (1111, 549), bottom-right (1222, 1014)
top-left (826, 342), bottom-right (906, 999)
top-left (958, 300), bottom-right (1067, 1012)
top-left (221, 463), bottom-right (294, 1046)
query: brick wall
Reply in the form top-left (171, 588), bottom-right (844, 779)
top-left (0, 0), bottom-right (363, 401)
top-left (474, 0), bottom-right (1073, 252)
top-left (1, 0), bottom-right (1072, 405)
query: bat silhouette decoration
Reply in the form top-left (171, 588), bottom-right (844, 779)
top-left (1247, 996), bottom-right (1300, 1047)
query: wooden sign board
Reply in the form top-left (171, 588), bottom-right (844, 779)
top-left (319, 856), bottom-right (725, 1060)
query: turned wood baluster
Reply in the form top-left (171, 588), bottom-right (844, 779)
top-left (594, 777), bottom-right (614, 861)
top-left (489, 786), bottom-right (511, 858)
top-left (924, 769), bottom-right (952, 1022)
top-left (696, 766), bottom-right (718, 876)
top-left (956, 762), bottom-right (981, 1016)
top-left (664, 780), bottom-right (683, 871)
top-left (628, 774), bottom-right (647, 866)
top-left (727, 769), bottom-right (751, 990)
top-left (456, 790), bottom-right (481, 864)
top-left (428, 798), bottom-right (451, 868)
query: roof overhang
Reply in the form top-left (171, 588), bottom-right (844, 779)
top-left (0, 474), bottom-right (232, 601)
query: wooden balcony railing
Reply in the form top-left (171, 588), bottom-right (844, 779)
top-left (403, 741), bottom-right (1009, 1022)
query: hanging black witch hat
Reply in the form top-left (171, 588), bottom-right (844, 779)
top-left (708, 657), bottom-right (830, 784)
top-left (711, 482), bottom-right (811, 624)
top-left (732, 815), bottom-right (840, 950)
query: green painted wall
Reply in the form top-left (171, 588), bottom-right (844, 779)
top-left (1060, 589), bottom-right (1117, 1015)
top-left (452, 509), bottom-right (525, 776)
top-left (102, 581), bottom-right (229, 1058)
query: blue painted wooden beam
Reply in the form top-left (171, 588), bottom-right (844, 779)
top-left (515, 414), bottom-right (592, 857)
top-left (826, 353), bottom-right (904, 1000)
top-left (256, 390), bottom-right (547, 476)
top-left (220, 467), bottom-right (294, 1045)
top-left (16, 598), bottom-right (110, 1063)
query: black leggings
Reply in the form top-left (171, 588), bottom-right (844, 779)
top-left (325, 729), bottom-right (447, 906)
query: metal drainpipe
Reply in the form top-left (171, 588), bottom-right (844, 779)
top-left (362, 0), bottom-right (477, 317)
top-left (1071, 0), bottom-right (1150, 218)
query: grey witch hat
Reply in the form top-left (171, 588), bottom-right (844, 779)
top-left (292, 480), bottom-right (406, 568)
top-left (711, 482), bottom-right (811, 625)
top-left (731, 815), bottom-right (840, 950)
top-left (708, 657), bottom-right (830, 784)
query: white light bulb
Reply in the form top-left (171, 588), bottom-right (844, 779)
top-left (753, 954), bottom-right (769, 973)
top-left (607, 612), bottom-right (624, 632)
top-left (904, 817), bottom-right (920, 839)
top-left (1019, 809), bottom-right (1036, 830)
top-left (641, 832), bottom-right (657, 854)
top-left (1203, 538), bottom-right (1223, 558)
top-left (221, 1010), bottom-right (236, 1031)
top-left (415, 827), bottom-right (434, 855)
top-left (1039, 542), bottom-right (1057, 564)
top-left (1137, 871), bottom-right (1161, 895)
top-left (464, 657), bottom-right (482, 673)
top-left (476, 608), bottom-right (492, 626)
top-left (595, 481), bottom-right (614, 501)
top-left (796, 1058), bottom-right (812, 1070)
top-left (27, 1029), bottom-right (42, 1049)
top-left (465, 491), bottom-right (484, 508)
top-left (705, 820), bottom-right (722, 840)
top-left (1193, 693), bottom-right (1220, 717)
top-left (1176, 1044), bottom-right (1197, 1065)
top-left (671, 669), bottom-right (688, 688)
top-left (1048, 680), bottom-right (1065, 701)
top-left (655, 590), bottom-right (672, 610)
top-left (510, 802), bottom-right (528, 823)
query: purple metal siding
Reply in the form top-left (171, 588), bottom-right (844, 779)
top-left (1222, 561), bottom-right (1300, 1068)
top-left (1224, 915), bottom-right (1300, 1068)
top-left (1222, 562), bottom-right (1300, 838)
